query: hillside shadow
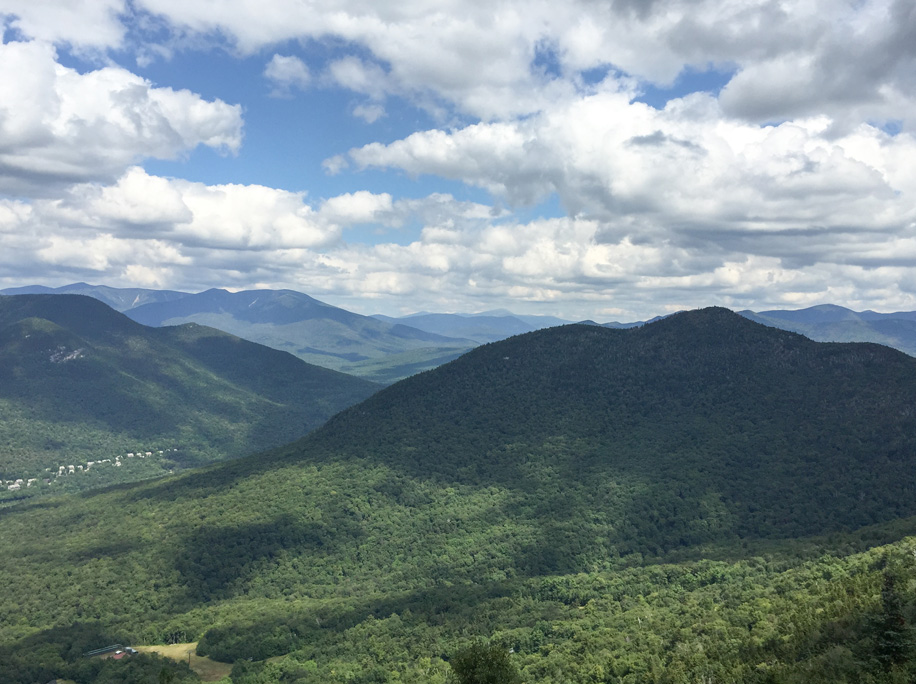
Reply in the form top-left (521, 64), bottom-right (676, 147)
top-left (195, 581), bottom-right (519, 662)
top-left (171, 512), bottom-right (365, 605)
top-left (0, 495), bottom-right (65, 520)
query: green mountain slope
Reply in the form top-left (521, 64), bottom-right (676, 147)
top-left (0, 294), bottom-right (378, 492)
top-left (125, 288), bottom-right (476, 383)
top-left (4, 308), bottom-right (916, 683)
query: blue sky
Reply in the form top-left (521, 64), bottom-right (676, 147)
top-left (1, 1), bottom-right (915, 319)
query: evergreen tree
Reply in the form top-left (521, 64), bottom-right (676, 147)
top-left (873, 572), bottom-right (913, 671)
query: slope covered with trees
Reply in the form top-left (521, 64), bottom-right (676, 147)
top-left (0, 294), bottom-right (378, 495)
top-left (4, 308), bottom-right (916, 683)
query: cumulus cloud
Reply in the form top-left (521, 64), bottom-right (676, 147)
top-left (0, 0), bottom-right (126, 49)
top-left (264, 54), bottom-right (310, 96)
top-left (31, 0), bottom-right (882, 127)
top-left (328, 56), bottom-right (390, 101)
top-left (0, 169), bottom-right (338, 290)
top-left (286, 216), bottom-right (916, 318)
top-left (718, 0), bottom-right (916, 130)
top-left (325, 85), bottom-right (916, 315)
top-left (320, 191), bottom-right (394, 226)
top-left (350, 91), bottom-right (916, 247)
top-left (0, 40), bottom-right (242, 197)
top-left (321, 155), bottom-right (349, 175)
top-left (7, 1), bottom-right (916, 126)
top-left (80, 168), bottom-right (337, 250)
top-left (352, 103), bottom-right (386, 123)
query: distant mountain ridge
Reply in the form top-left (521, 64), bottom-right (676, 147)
top-left (0, 282), bottom-right (189, 311)
top-left (123, 288), bottom-right (476, 383)
top-left (740, 303), bottom-right (916, 356)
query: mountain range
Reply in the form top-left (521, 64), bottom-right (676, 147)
top-left (8, 285), bottom-right (916, 378)
top-left (0, 282), bottom-right (188, 311)
top-left (4, 308), bottom-right (916, 683)
top-left (0, 294), bottom-right (377, 494)
top-left (123, 287), bottom-right (476, 383)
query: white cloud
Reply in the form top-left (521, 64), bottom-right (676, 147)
top-left (320, 191), bottom-right (393, 226)
top-left (264, 54), bottom-right (311, 96)
top-left (718, 0), bottom-right (916, 130)
top-left (0, 40), bottom-right (243, 197)
top-left (98, 0), bottom-right (911, 127)
top-left (327, 56), bottom-right (390, 101)
top-left (321, 155), bottom-right (349, 175)
top-left (7, 1), bottom-right (915, 127)
top-left (352, 103), bottom-right (385, 123)
top-left (350, 91), bottom-right (916, 245)
top-left (89, 167), bottom-right (191, 226)
top-left (0, 0), bottom-right (126, 49)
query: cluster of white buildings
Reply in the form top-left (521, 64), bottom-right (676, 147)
top-left (2, 477), bottom-right (38, 491)
top-left (2, 448), bottom-right (179, 492)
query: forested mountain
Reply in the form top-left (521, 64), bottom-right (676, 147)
top-left (315, 306), bottom-right (916, 542)
top-left (0, 294), bottom-right (377, 496)
top-left (5, 308), bottom-right (916, 683)
top-left (124, 288), bottom-right (475, 383)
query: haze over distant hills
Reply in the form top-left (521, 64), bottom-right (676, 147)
top-left (5, 308), bottom-right (916, 682)
top-left (0, 293), bottom-right (377, 495)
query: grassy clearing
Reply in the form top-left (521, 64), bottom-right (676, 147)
top-left (135, 642), bottom-right (232, 682)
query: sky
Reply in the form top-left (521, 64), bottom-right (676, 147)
top-left (1, 1), bottom-right (915, 320)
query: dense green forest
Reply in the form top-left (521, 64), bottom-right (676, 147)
top-left (4, 308), bottom-right (916, 682)
top-left (0, 294), bottom-right (377, 498)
